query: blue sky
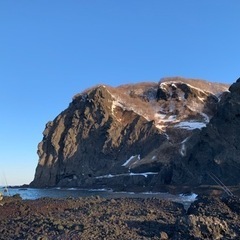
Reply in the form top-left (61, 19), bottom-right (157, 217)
top-left (0, 1), bottom-right (239, 185)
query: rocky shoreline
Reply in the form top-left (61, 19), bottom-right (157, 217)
top-left (0, 193), bottom-right (239, 239)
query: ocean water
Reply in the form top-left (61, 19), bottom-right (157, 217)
top-left (0, 187), bottom-right (197, 205)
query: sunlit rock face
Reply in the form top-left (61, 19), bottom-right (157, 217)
top-left (30, 77), bottom-right (233, 190)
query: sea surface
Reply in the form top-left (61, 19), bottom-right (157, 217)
top-left (0, 187), bottom-right (197, 206)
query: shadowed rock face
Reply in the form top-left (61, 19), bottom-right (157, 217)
top-left (31, 85), bottom-right (165, 188)
top-left (182, 78), bottom-right (240, 186)
top-left (30, 77), bottom-right (235, 189)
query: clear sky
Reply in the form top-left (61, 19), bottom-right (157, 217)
top-left (0, 1), bottom-right (239, 185)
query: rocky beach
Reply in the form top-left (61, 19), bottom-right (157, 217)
top-left (0, 190), bottom-right (240, 240)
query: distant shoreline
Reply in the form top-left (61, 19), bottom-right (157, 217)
top-left (3, 184), bottom-right (240, 198)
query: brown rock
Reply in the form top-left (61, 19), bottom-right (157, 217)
top-left (160, 231), bottom-right (168, 239)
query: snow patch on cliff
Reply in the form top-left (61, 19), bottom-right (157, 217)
top-left (180, 137), bottom-right (189, 156)
top-left (175, 121), bottom-right (206, 130)
top-left (110, 81), bottom-right (211, 132)
top-left (112, 100), bottom-right (125, 113)
top-left (122, 155), bottom-right (140, 167)
top-left (200, 112), bottom-right (210, 123)
top-left (96, 172), bottom-right (158, 179)
top-left (111, 95), bottom-right (151, 122)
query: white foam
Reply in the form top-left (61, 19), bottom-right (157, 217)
top-left (179, 193), bottom-right (198, 202)
top-left (88, 188), bottom-right (113, 192)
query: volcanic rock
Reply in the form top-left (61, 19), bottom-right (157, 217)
top-left (30, 77), bottom-right (231, 189)
top-left (0, 195), bottom-right (239, 239)
top-left (182, 79), bottom-right (240, 186)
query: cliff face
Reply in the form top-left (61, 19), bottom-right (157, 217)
top-left (31, 85), bottom-right (165, 187)
top-left (30, 77), bottom-right (232, 189)
top-left (182, 78), bottom-right (240, 186)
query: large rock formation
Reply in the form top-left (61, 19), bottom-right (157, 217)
top-left (30, 77), bottom-right (234, 190)
top-left (182, 78), bottom-right (240, 186)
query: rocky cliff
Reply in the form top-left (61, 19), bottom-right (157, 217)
top-left (182, 78), bottom-right (240, 186)
top-left (30, 77), bottom-right (234, 190)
